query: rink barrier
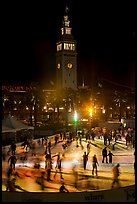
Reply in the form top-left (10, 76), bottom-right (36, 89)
top-left (2, 185), bottom-right (135, 202)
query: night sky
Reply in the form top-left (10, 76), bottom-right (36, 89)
top-left (3, 1), bottom-right (135, 89)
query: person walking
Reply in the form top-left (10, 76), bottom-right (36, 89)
top-left (107, 150), bottom-right (114, 163)
top-left (111, 163), bottom-right (121, 188)
top-left (92, 154), bottom-right (99, 176)
top-left (83, 151), bottom-right (89, 170)
top-left (102, 147), bottom-right (108, 163)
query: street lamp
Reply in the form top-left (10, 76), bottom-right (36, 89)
top-left (74, 110), bottom-right (78, 123)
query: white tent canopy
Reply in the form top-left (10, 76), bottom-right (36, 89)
top-left (2, 114), bottom-right (34, 133)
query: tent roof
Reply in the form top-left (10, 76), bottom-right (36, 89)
top-left (2, 125), bottom-right (17, 133)
top-left (2, 114), bottom-right (34, 132)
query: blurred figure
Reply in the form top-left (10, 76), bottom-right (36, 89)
top-left (2, 147), bottom-right (6, 161)
top-left (62, 141), bottom-right (67, 157)
top-left (72, 165), bottom-right (78, 188)
top-left (6, 166), bottom-right (13, 179)
top-left (45, 153), bottom-right (52, 169)
top-left (76, 137), bottom-right (79, 147)
top-left (79, 137), bottom-right (83, 149)
top-left (48, 139), bottom-right (51, 154)
top-left (108, 131), bottom-right (112, 145)
top-left (92, 154), bottom-right (99, 176)
top-left (34, 158), bottom-right (41, 169)
top-left (111, 163), bottom-right (121, 189)
top-left (40, 171), bottom-right (46, 190)
top-left (54, 152), bottom-right (64, 180)
top-left (107, 150), bottom-right (114, 163)
top-left (134, 151), bottom-right (135, 175)
top-left (10, 142), bottom-right (16, 155)
top-left (31, 141), bottom-right (36, 156)
top-left (6, 178), bottom-right (27, 192)
top-left (91, 129), bottom-right (95, 141)
top-left (59, 182), bottom-right (69, 193)
top-left (102, 147), bottom-right (108, 163)
top-left (83, 151), bottom-right (89, 170)
top-left (87, 142), bottom-right (91, 154)
top-left (46, 160), bottom-right (52, 181)
top-left (42, 137), bottom-right (45, 145)
top-left (8, 154), bottom-right (17, 170)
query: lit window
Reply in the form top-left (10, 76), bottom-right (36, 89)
top-left (57, 44), bottom-right (62, 51)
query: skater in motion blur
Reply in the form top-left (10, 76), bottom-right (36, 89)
top-left (8, 154), bottom-right (17, 170)
top-left (111, 163), bottom-right (121, 188)
top-left (53, 152), bottom-right (64, 180)
top-left (72, 164), bottom-right (78, 188)
top-left (59, 182), bottom-right (69, 193)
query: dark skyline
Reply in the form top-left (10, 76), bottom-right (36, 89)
top-left (3, 1), bottom-right (135, 89)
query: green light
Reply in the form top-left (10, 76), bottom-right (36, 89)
top-left (73, 111), bottom-right (78, 123)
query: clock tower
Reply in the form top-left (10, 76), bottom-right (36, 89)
top-left (56, 7), bottom-right (77, 91)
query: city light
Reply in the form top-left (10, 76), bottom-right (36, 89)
top-left (73, 110), bottom-right (78, 123)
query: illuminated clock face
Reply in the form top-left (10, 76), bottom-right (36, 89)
top-left (67, 63), bottom-right (73, 69)
top-left (57, 63), bottom-right (60, 69)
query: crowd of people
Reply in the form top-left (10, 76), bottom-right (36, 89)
top-left (2, 126), bottom-right (135, 192)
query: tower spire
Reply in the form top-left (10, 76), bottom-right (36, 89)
top-left (65, 6), bottom-right (69, 14)
top-left (61, 6), bottom-right (72, 35)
